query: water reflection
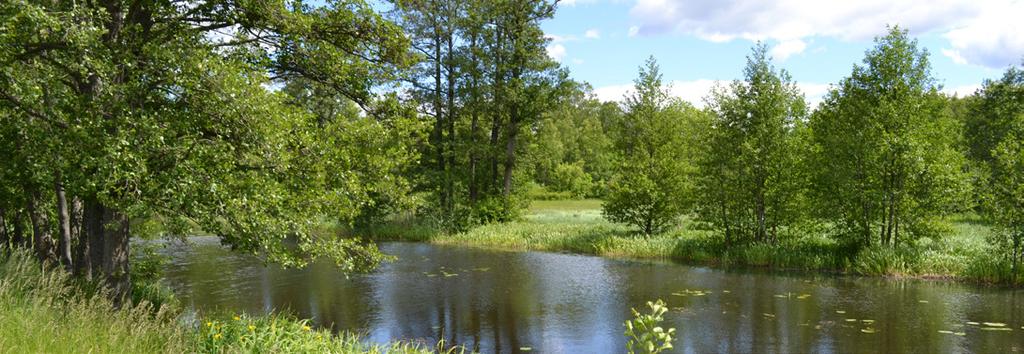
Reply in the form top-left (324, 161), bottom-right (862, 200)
top-left (158, 238), bottom-right (1024, 353)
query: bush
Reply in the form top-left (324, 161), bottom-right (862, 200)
top-left (549, 162), bottom-right (594, 199)
top-left (525, 182), bottom-right (574, 201)
top-left (603, 171), bottom-right (686, 235)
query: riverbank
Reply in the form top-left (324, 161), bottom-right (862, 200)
top-left (0, 250), bottom-right (449, 354)
top-left (360, 200), bottom-right (1020, 286)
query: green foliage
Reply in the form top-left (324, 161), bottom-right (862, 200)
top-left (195, 314), bottom-right (449, 354)
top-left (968, 64), bottom-right (1024, 280)
top-left (549, 162), bottom-right (595, 198)
top-left (624, 300), bottom-right (676, 354)
top-left (603, 58), bottom-right (699, 235)
top-left (0, 250), bottom-right (188, 353)
top-left (696, 44), bottom-right (809, 245)
top-left (525, 182), bottom-right (574, 201)
top-left (808, 26), bottom-right (967, 247)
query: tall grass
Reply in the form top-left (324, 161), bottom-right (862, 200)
top-left (0, 250), bottom-right (188, 353)
top-left (0, 249), bottom-right (453, 354)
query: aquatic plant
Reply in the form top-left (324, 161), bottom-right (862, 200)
top-left (624, 299), bottom-right (676, 354)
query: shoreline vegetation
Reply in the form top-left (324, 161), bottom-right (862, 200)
top-left (358, 199), bottom-right (1014, 286)
top-left (0, 250), bottom-right (455, 354)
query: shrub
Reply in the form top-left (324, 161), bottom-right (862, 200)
top-left (549, 162), bottom-right (594, 199)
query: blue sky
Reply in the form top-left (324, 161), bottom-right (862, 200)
top-left (541, 0), bottom-right (1024, 106)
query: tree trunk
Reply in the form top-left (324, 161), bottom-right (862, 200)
top-left (12, 210), bottom-right (25, 248)
top-left (71, 197), bottom-right (90, 278)
top-left (55, 176), bottom-right (73, 270)
top-left (502, 115), bottom-right (517, 198)
top-left (432, 29), bottom-right (447, 213)
top-left (445, 30), bottom-right (457, 212)
top-left (468, 34), bottom-right (480, 205)
top-left (80, 198), bottom-right (105, 281)
top-left (488, 26), bottom-right (504, 195)
top-left (756, 189), bottom-right (766, 242)
top-left (101, 206), bottom-right (131, 306)
top-left (0, 208), bottom-right (7, 249)
top-left (27, 189), bottom-right (55, 263)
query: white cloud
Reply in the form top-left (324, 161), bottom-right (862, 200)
top-left (559, 0), bottom-right (597, 6)
top-left (585, 29), bottom-right (601, 39)
top-left (628, 0), bottom-right (1024, 68)
top-left (628, 26), bottom-right (640, 38)
top-left (943, 1), bottom-right (1024, 68)
top-left (770, 39), bottom-right (807, 61)
top-left (546, 44), bottom-right (567, 62)
top-left (942, 84), bottom-right (981, 97)
top-left (941, 48), bottom-right (968, 65)
top-left (572, 58), bottom-right (585, 65)
top-left (594, 79), bottom-right (829, 108)
top-left (545, 34), bottom-right (577, 43)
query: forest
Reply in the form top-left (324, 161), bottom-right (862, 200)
top-left (2, 0), bottom-right (1024, 353)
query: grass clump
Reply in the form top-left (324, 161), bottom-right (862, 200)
top-left (195, 313), bottom-right (457, 354)
top-left (0, 250), bottom-right (188, 353)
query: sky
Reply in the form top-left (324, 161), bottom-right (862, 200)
top-left (540, 0), bottom-right (1024, 107)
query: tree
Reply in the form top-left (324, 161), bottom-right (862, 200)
top-left (969, 63), bottom-right (1024, 279)
top-left (0, 0), bottom-right (416, 302)
top-left (696, 44), bottom-right (808, 245)
top-left (603, 57), bottom-right (699, 235)
top-left (392, 0), bottom-right (561, 226)
top-left (808, 27), bottom-right (966, 247)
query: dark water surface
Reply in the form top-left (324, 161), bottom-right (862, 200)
top-left (160, 237), bottom-right (1024, 353)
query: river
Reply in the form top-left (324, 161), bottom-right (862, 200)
top-left (159, 237), bottom-right (1023, 353)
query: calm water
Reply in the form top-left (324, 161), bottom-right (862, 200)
top-left (159, 237), bottom-right (1024, 353)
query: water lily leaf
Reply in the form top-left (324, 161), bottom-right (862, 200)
top-left (967, 321), bottom-right (980, 326)
top-left (520, 347), bottom-right (532, 351)
top-left (861, 328), bottom-right (877, 334)
top-left (982, 322), bottom-right (1006, 327)
top-left (938, 330), bottom-right (954, 334)
top-left (836, 310), bottom-right (846, 314)
top-left (980, 327), bottom-right (1012, 331)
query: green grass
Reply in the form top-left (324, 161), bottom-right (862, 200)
top-left (363, 200), bottom-right (1021, 285)
top-left (0, 249), bottom-right (451, 354)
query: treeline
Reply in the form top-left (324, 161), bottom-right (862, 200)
top-left (526, 27), bottom-right (1023, 276)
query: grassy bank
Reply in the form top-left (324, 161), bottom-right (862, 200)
top-left (360, 199), bottom-right (1020, 285)
top-left (0, 250), bottom-right (449, 354)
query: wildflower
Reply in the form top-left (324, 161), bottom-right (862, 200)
top-left (205, 322), bottom-right (213, 327)
top-left (302, 325), bottom-right (311, 331)
top-left (233, 315), bottom-right (241, 321)
top-left (248, 325), bottom-right (256, 332)
top-left (213, 333), bottom-right (222, 340)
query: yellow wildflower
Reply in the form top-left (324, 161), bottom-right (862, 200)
top-left (205, 322), bottom-right (212, 327)
top-left (213, 333), bottom-right (222, 340)
top-left (248, 325), bottom-right (256, 332)
top-left (302, 325), bottom-right (311, 331)
top-left (233, 315), bottom-right (241, 321)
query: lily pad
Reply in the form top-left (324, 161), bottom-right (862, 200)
top-left (861, 328), bottom-right (877, 334)
top-left (982, 322), bottom-right (1006, 327)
